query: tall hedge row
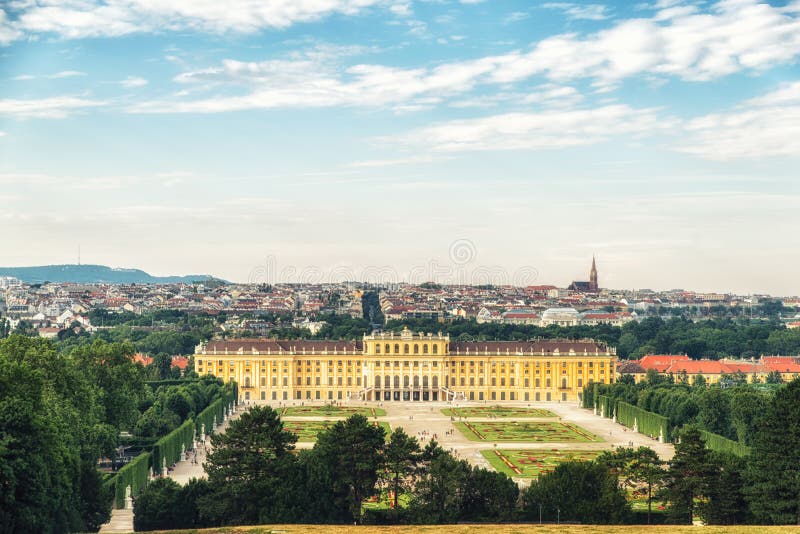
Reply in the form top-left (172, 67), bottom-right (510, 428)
top-left (699, 429), bottom-right (751, 457)
top-left (194, 382), bottom-right (237, 438)
top-left (597, 394), bottom-right (614, 418)
top-left (105, 452), bottom-right (150, 508)
top-left (616, 401), bottom-right (669, 441)
top-left (151, 418), bottom-right (195, 475)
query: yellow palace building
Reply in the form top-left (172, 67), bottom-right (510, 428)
top-left (194, 328), bottom-right (617, 403)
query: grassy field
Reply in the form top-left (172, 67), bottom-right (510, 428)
top-left (280, 406), bottom-right (387, 417)
top-left (142, 525), bottom-right (800, 533)
top-left (456, 421), bottom-right (599, 442)
top-left (441, 406), bottom-right (556, 418)
top-left (284, 420), bottom-right (391, 442)
top-left (482, 449), bottom-right (602, 477)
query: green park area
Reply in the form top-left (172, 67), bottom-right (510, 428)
top-left (456, 420), bottom-right (599, 442)
top-left (481, 449), bottom-right (601, 478)
top-left (284, 420), bottom-right (391, 442)
top-left (441, 406), bottom-right (556, 418)
top-left (280, 405), bottom-right (386, 417)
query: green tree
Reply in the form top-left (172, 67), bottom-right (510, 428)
top-left (663, 427), bottom-right (716, 524)
top-left (746, 379), bottom-right (800, 524)
top-left (598, 446), bottom-right (665, 524)
top-left (522, 460), bottom-right (630, 524)
top-left (383, 427), bottom-right (421, 510)
top-left (309, 414), bottom-right (386, 524)
top-left (461, 466), bottom-right (519, 522)
top-left (133, 478), bottom-right (182, 531)
top-left (200, 406), bottom-right (298, 525)
top-left (408, 449), bottom-right (471, 523)
top-left (705, 452), bottom-right (748, 525)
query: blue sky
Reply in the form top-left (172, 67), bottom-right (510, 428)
top-left (0, 0), bottom-right (799, 294)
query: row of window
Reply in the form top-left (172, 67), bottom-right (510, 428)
top-left (374, 343), bottom-right (440, 354)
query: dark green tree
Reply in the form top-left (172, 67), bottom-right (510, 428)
top-left (598, 446), bottom-right (665, 524)
top-left (662, 427), bottom-right (715, 524)
top-left (706, 452), bottom-right (748, 525)
top-left (133, 478), bottom-right (182, 531)
top-left (309, 414), bottom-right (386, 523)
top-left (522, 460), bottom-right (630, 524)
top-left (200, 406), bottom-right (298, 526)
top-left (746, 379), bottom-right (800, 524)
top-left (383, 427), bottom-right (421, 510)
top-left (408, 450), bottom-right (471, 523)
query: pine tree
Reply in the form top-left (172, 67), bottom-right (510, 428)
top-left (746, 379), bottom-right (800, 524)
top-left (663, 427), bottom-right (715, 524)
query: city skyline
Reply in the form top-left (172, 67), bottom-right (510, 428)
top-left (1, 0), bottom-right (799, 295)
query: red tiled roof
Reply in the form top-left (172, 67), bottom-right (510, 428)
top-left (665, 360), bottom-right (728, 374)
top-left (639, 354), bottom-right (690, 372)
top-left (171, 356), bottom-right (189, 370)
top-left (763, 361), bottom-right (800, 373)
top-left (132, 353), bottom-right (152, 366)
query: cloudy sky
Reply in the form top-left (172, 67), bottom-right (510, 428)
top-left (1, 0), bottom-right (799, 294)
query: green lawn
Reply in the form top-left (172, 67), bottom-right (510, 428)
top-left (481, 448), bottom-right (602, 478)
top-left (280, 405), bottom-right (386, 417)
top-left (456, 420), bottom-right (599, 442)
top-left (284, 420), bottom-right (391, 442)
top-left (441, 405), bottom-right (556, 418)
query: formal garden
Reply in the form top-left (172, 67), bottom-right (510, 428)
top-left (280, 405), bottom-right (386, 417)
top-left (441, 406), bottom-right (556, 418)
top-left (481, 449), bottom-right (601, 477)
top-left (284, 419), bottom-right (391, 442)
top-left (456, 420), bottom-right (600, 442)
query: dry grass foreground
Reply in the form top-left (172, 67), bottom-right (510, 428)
top-left (138, 525), bottom-right (798, 534)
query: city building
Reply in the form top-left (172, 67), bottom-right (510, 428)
top-left (568, 256), bottom-right (599, 292)
top-left (194, 328), bottom-right (617, 403)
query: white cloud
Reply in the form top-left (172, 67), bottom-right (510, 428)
top-left (543, 3), bottom-right (610, 21)
top-left (11, 70), bottom-right (86, 80)
top-left (2, 0), bottom-right (385, 43)
top-left (389, 2), bottom-right (412, 17)
top-left (389, 104), bottom-right (676, 152)
top-left (48, 70), bottom-right (86, 78)
top-left (680, 81), bottom-right (800, 159)
top-left (120, 76), bottom-right (148, 88)
top-left (129, 1), bottom-right (800, 114)
top-left (493, 0), bottom-right (800, 86)
top-left (0, 9), bottom-right (22, 44)
top-left (0, 96), bottom-right (105, 118)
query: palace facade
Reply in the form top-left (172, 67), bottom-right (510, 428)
top-left (194, 328), bottom-right (617, 403)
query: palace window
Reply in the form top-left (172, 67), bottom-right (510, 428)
top-left (395, 344), bottom-right (400, 353)
top-left (432, 345), bottom-right (438, 354)
top-left (414, 344), bottom-right (419, 354)
top-left (423, 344), bottom-right (429, 354)
top-left (385, 344), bottom-right (390, 353)
top-left (376, 345), bottom-right (381, 354)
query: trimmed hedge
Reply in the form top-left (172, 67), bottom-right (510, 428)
top-left (597, 394), bottom-right (614, 419)
top-left (194, 382), bottom-right (237, 438)
top-left (616, 401), bottom-right (669, 441)
top-left (699, 429), bottom-right (751, 457)
top-left (105, 452), bottom-right (151, 509)
top-left (151, 418), bottom-right (195, 474)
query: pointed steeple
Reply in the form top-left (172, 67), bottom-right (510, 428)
top-left (589, 255), bottom-right (598, 291)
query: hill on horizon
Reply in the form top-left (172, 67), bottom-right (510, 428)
top-left (0, 264), bottom-right (221, 284)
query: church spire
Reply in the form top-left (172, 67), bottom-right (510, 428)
top-left (589, 255), bottom-right (598, 291)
